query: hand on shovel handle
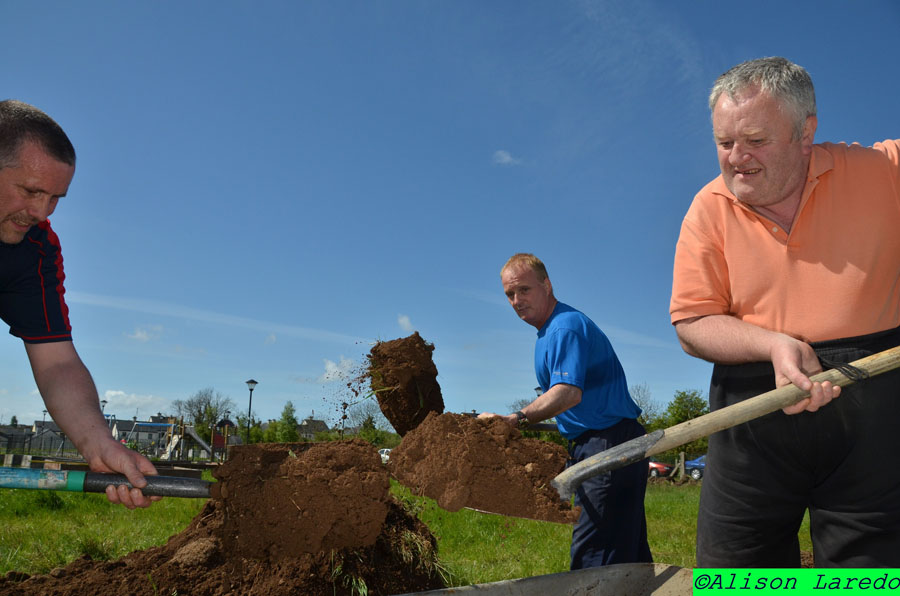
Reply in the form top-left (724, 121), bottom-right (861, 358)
top-left (0, 468), bottom-right (212, 498)
top-left (551, 345), bottom-right (900, 501)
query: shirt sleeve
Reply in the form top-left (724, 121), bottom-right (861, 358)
top-left (670, 203), bottom-right (733, 325)
top-left (873, 139), bottom-right (900, 202)
top-left (2, 223), bottom-right (72, 343)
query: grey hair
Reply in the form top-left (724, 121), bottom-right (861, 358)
top-left (0, 100), bottom-right (76, 171)
top-left (709, 57), bottom-right (816, 138)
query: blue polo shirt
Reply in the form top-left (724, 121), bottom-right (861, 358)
top-left (0, 220), bottom-right (72, 343)
top-left (535, 302), bottom-right (640, 439)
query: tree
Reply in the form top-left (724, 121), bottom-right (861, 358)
top-left (347, 399), bottom-right (391, 431)
top-left (629, 382), bottom-right (661, 431)
top-left (660, 389), bottom-right (710, 461)
top-left (9, 415), bottom-right (18, 426)
top-left (507, 398), bottom-right (532, 413)
top-left (235, 413), bottom-right (264, 444)
top-left (262, 419), bottom-right (280, 443)
top-left (171, 388), bottom-right (236, 443)
top-left (664, 389), bottom-right (708, 426)
top-left (276, 401), bottom-right (300, 442)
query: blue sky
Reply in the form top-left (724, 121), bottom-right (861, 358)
top-left (2, 1), bottom-right (898, 429)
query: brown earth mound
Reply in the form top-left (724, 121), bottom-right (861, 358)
top-left (368, 332), bottom-right (444, 436)
top-left (216, 439), bottom-right (391, 559)
top-left (0, 441), bottom-right (445, 596)
top-left (390, 412), bottom-right (579, 524)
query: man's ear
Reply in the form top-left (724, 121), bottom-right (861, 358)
top-left (801, 115), bottom-right (817, 154)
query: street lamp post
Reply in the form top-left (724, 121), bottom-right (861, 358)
top-left (41, 409), bottom-right (47, 454)
top-left (223, 410), bottom-right (231, 461)
top-left (245, 379), bottom-right (258, 444)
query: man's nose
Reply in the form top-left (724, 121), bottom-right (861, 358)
top-left (728, 143), bottom-right (749, 166)
top-left (26, 195), bottom-right (57, 221)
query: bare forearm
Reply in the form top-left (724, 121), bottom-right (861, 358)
top-left (26, 341), bottom-right (160, 508)
top-left (479, 383), bottom-right (581, 427)
top-left (519, 383), bottom-right (582, 423)
top-left (28, 351), bottom-right (110, 457)
top-left (674, 315), bottom-right (785, 364)
top-left (675, 314), bottom-right (840, 415)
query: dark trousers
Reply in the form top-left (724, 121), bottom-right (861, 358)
top-left (567, 417), bottom-right (653, 569)
top-left (697, 326), bottom-right (900, 568)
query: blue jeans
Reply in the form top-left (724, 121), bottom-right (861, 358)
top-left (567, 417), bottom-right (653, 569)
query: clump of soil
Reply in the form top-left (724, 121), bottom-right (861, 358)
top-left (368, 332), bottom-right (444, 436)
top-left (390, 412), bottom-right (579, 524)
top-left (0, 441), bottom-right (445, 596)
top-left (216, 439), bottom-right (392, 559)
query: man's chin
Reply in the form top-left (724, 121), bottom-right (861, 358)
top-left (0, 229), bottom-right (28, 244)
top-left (728, 182), bottom-right (763, 205)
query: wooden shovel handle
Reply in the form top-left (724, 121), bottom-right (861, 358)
top-left (552, 345), bottom-right (900, 501)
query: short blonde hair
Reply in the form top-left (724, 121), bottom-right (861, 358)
top-left (501, 253), bottom-right (549, 282)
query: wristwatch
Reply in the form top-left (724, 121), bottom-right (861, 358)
top-left (514, 410), bottom-right (529, 429)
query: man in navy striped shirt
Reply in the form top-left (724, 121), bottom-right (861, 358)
top-left (0, 100), bottom-right (158, 508)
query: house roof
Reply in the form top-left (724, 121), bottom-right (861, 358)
top-left (298, 419), bottom-right (329, 433)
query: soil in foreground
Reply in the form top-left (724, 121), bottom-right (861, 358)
top-left (0, 440), bottom-right (445, 596)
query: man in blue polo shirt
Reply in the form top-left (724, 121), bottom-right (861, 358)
top-left (481, 253), bottom-right (652, 568)
top-left (0, 99), bottom-right (158, 509)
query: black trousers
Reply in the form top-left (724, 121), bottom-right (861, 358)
top-left (567, 417), bottom-right (653, 569)
top-left (697, 326), bottom-right (900, 568)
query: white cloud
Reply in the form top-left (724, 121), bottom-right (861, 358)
top-left (101, 389), bottom-right (173, 419)
top-left (265, 333), bottom-right (277, 345)
top-left (69, 291), bottom-right (362, 346)
top-left (398, 314), bottom-right (415, 332)
top-left (318, 356), bottom-right (356, 383)
top-left (126, 325), bottom-right (163, 342)
top-left (492, 149), bottom-right (522, 166)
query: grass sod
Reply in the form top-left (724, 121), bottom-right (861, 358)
top-left (393, 482), bottom-right (570, 585)
top-left (0, 477), bottom-right (813, 582)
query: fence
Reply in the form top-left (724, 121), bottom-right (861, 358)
top-left (0, 433), bottom-right (78, 457)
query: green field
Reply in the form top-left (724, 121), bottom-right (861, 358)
top-left (0, 479), bottom-right (811, 584)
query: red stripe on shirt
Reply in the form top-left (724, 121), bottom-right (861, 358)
top-left (18, 333), bottom-right (72, 341)
top-left (38, 221), bottom-right (71, 331)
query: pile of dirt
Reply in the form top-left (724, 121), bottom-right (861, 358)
top-left (368, 332), bottom-right (444, 436)
top-left (390, 412), bottom-right (579, 524)
top-left (216, 440), bottom-right (391, 559)
top-left (0, 440), bottom-right (445, 596)
top-left (366, 333), bottom-right (576, 524)
top-left (800, 551), bottom-right (814, 568)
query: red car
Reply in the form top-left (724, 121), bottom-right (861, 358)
top-left (648, 460), bottom-right (673, 478)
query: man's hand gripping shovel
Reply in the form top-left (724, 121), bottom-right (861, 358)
top-left (552, 345), bottom-right (900, 501)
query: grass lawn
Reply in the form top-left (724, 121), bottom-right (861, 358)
top-left (0, 477), bottom-right (811, 583)
top-left (0, 475), bottom-right (207, 576)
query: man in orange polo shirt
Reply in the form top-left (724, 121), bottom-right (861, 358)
top-left (670, 57), bottom-right (900, 567)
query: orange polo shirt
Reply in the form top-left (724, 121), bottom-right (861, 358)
top-left (671, 139), bottom-right (900, 342)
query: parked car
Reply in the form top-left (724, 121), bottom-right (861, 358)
top-left (378, 448), bottom-right (392, 464)
top-left (648, 460), bottom-right (673, 478)
top-left (685, 455), bottom-right (706, 480)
